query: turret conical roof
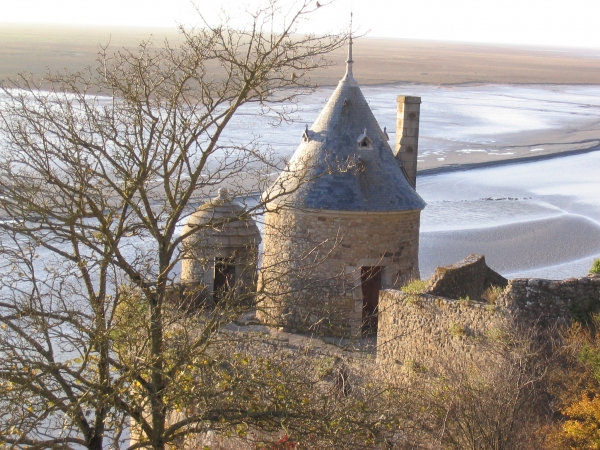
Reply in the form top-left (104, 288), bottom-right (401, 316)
top-left (264, 43), bottom-right (426, 212)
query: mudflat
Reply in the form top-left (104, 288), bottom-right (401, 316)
top-left (3, 24), bottom-right (600, 86)
top-left (2, 24), bottom-right (600, 279)
top-left (3, 24), bottom-right (600, 175)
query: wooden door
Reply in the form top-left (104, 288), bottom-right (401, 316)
top-left (213, 258), bottom-right (236, 303)
top-left (361, 266), bottom-right (383, 334)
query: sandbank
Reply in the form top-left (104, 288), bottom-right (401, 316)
top-left (417, 142), bottom-right (600, 176)
top-left (417, 149), bottom-right (600, 280)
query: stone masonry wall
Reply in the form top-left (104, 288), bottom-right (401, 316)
top-left (499, 275), bottom-right (600, 325)
top-left (377, 274), bottom-right (600, 374)
top-left (258, 207), bottom-right (421, 336)
top-left (377, 290), bottom-right (506, 373)
top-left (395, 96), bottom-right (421, 188)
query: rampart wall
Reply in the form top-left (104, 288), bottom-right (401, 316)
top-left (377, 254), bottom-right (600, 374)
top-left (377, 290), bottom-right (505, 372)
top-left (499, 276), bottom-right (600, 324)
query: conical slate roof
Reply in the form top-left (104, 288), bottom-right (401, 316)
top-left (265, 42), bottom-right (426, 212)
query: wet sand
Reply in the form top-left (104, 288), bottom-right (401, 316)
top-left (417, 137), bottom-right (600, 176)
top-left (420, 215), bottom-right (600, 277)
top-left (3, 24), bottom-right (600, 172)
top-left (417, 150), bottom-right (600, 279)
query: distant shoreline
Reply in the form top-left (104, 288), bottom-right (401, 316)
top-left (4, 24), bottom-right (600, 177)
top-left (418, 145), bottom-right (600, 177)
top-left (316, 80), bottom-right (600, 89)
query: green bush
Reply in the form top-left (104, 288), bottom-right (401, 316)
top-left (590, 258), bottom-right (600, 274)
top-left (449, 322), bottom-right (467, 337)
top-left (402, 279), bottom-right (428, 305)
top-left (402, 279), bottom-right (428, 295)
top-left (458, 296), bottom-right (471, 307)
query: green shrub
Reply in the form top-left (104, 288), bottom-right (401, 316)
top-left (590, 258), bottom-right (600, 274)
top-left (402, 279), bottom-right (428, 305)
top-left (578, 343), bottom-right (600, 382)
top-left (402, 279), bottom-right (428, 295)
top-left (458, 296), bottom-right (471, 307)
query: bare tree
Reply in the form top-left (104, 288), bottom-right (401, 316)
top-left (0, 1), bottom-right (355, 448)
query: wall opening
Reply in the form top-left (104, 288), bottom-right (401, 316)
top-left (361, 266), bottom-right (383, 335)
top-left (214, 257), bottom-right (236, 303)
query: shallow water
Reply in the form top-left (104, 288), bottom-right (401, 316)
top-left (267, 83), bottom-right (600, 279)
top-left (235, 82), bottom-right (600, 279)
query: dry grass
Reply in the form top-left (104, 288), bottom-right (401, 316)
top-left (482, 285), bottom-right (505, 305)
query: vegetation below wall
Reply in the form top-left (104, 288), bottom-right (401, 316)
top-left (205, 309), bottom-right (600, 449)
top-left (590, 258), bottom-right (600, 274)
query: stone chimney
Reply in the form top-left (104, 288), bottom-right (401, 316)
top-left (394, 95), bottom-right (421, 188)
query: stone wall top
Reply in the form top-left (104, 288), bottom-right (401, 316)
top-left (498, 274), bottom-right (600, 324)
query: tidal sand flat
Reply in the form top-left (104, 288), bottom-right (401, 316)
top-left (4, 25), bottom-right (600, 172)
top-left (2, 83), bottom-right (598, 279)
top-left (223, 83), bottom-right (600, 279)
top-left (418, 150), bottom-right (600, 279)
top-left (3, 25), bottom-right (600, 279)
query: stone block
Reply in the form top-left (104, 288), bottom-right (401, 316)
top-left (427, 254), bottom-right (507, 300)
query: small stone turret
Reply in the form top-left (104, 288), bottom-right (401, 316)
top-left (181, 189), bottom-right (261, 303)
top-left (395, 96), bottom-right (421, 188)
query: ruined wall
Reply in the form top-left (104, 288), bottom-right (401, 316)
top-left (258, 207), bottom-right (421, 335)
top-left (377, 274), bottom-right (600, 374)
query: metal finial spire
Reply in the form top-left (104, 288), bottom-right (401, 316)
top-left (342, 12), bottom-right (356, 84)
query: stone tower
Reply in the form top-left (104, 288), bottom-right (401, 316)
top-left (181, 189), bottom-right (261, 304)
top-left (257, 37), bottom-right (426, 336)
